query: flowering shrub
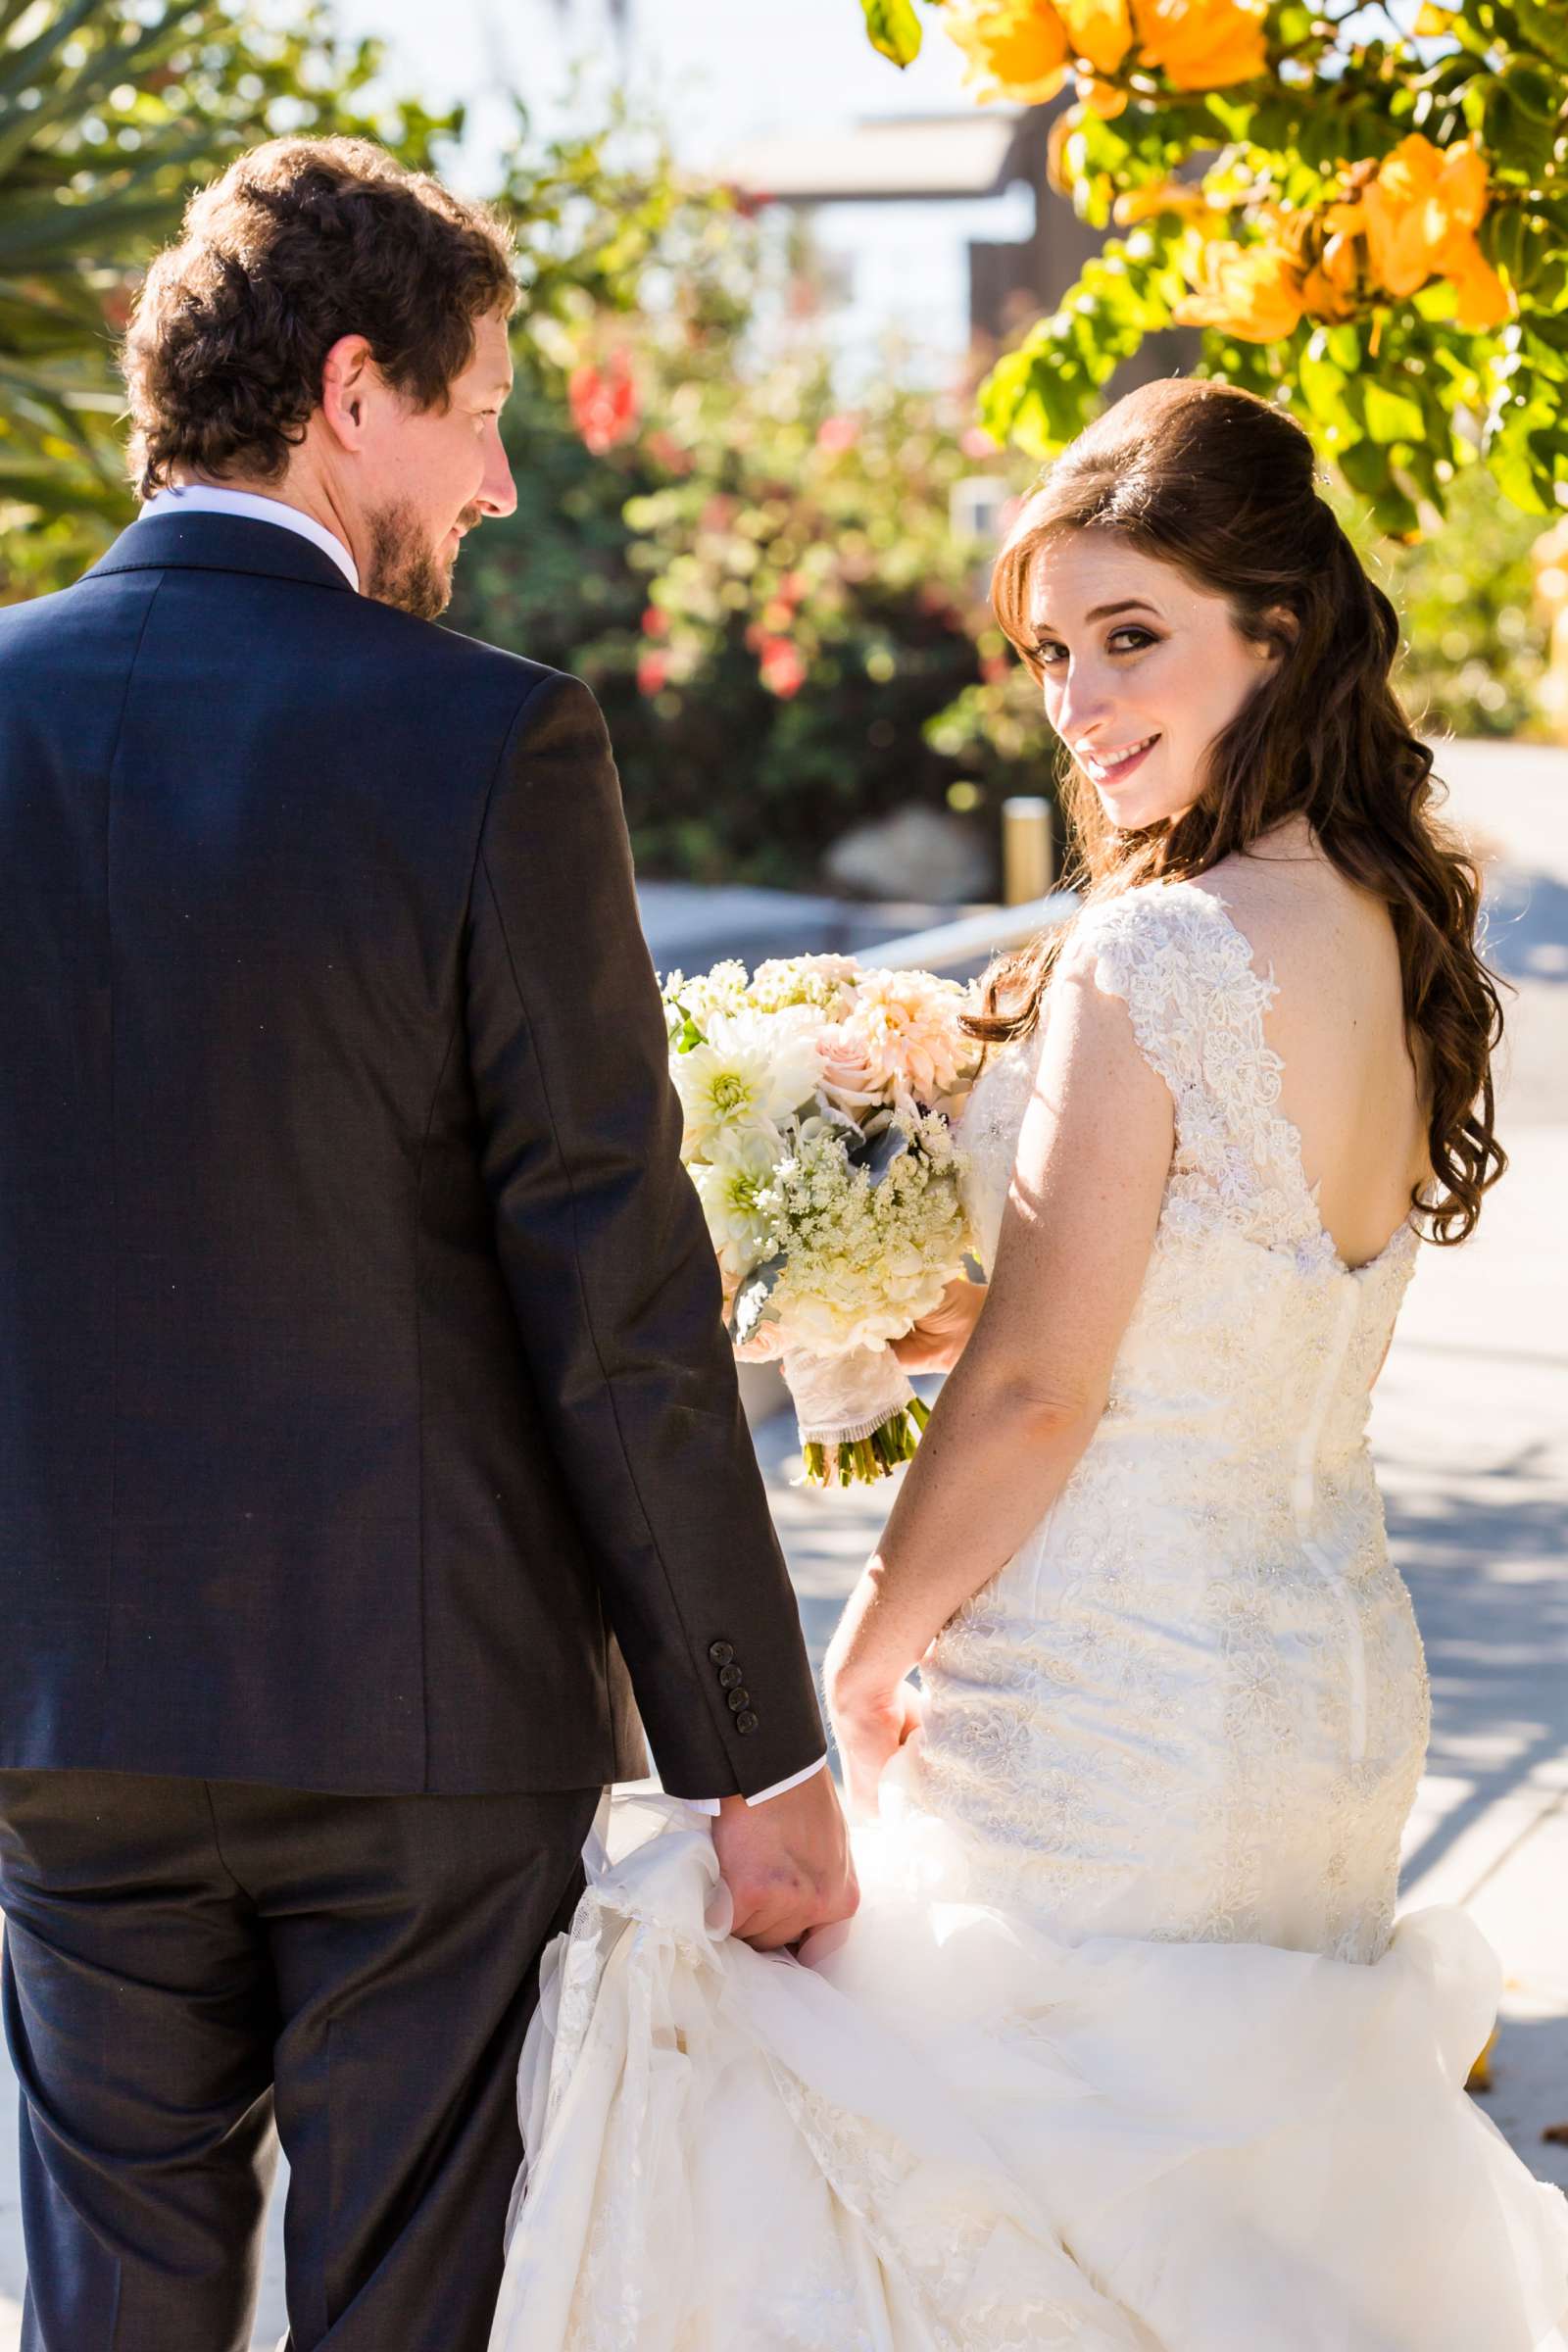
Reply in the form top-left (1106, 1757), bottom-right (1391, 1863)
top-left (861, 1), bottom-right (1568, 535)
top-left (446, 167), bottom-right (1059, 887)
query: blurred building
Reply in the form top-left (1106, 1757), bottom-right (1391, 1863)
top-left (724, 100), bottom-right (1194, 372)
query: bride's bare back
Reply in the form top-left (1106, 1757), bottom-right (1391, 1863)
top-left (1191, 815), bottom-right (1432, 1272)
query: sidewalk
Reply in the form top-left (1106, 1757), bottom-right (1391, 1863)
top-left (0, 738), bottom-right (1561, 2345)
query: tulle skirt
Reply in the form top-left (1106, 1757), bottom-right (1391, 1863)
top-left (490, 1787), bottom-right (1568, 2351)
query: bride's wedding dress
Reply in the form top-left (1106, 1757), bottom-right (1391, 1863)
top-left (490, 881), bottom-right (1568, 2351)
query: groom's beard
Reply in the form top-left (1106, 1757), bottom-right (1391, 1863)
top-left (364, 499), bottom-right (461, 621)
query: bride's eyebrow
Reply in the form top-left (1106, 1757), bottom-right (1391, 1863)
top-left (1086, 598), bottom-right (1161, 621)
top-left (1031, 599), bottom-right (1163, 637)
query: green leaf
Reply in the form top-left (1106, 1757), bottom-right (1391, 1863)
top-left (860, 0), bottom-right (922, 66)
top-left (1363, 381), bottom-right (1426, 444)
top-left (1488, 434), bottom-right (1553, 513)
top-left (1338, 438), bottom-right (1393, 499)
top-left (1503, 59), bottom-right (1560, 119)
top-left (1370, 478), bottom-right (1423, 538)
top-left (1514, 0), bottom-right (1568, 67)
top-left (1325, 323), bottom-right (1363, 372)
top-left (1298, 341), bottom-right (1353, 436)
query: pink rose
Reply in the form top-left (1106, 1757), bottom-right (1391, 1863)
top-left (816, 1023), bottom-right (886, 1112)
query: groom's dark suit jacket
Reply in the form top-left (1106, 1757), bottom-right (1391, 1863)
top-left (0, 511), bottom-right (823, 1799)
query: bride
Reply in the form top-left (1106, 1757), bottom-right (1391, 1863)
top-left (489, 377), bottom-right (1568, 2350)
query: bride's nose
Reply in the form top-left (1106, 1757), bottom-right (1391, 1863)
top-left (1053, 662), bottom-right (1115, 750)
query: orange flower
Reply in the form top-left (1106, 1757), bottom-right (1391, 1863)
top-left (1112, 178), bottom-right (1211, 226)
top-left (1047, 106), bottom-right (1086, 196)
top-left (1446, 238), bottom-right (1512, 330)
top-left (1132, 0), bottom-right (1267, 89)
top-left (1175, 238), bottom-right (1305, 341)
top-left (1357, 133), bottom-right (1488, 296)
top-left (1298, 230), bottom-right (1360, 321)
top-left (1328, 135), bottom-right (1511, 326)
top-left (1075, 70), bottom-right (1130, 115)
top-left (1060, 0), bottom-right (1134, 74)
top-left (941, 0), bottom-right (1071, 101)
top-left (1299, 264), bottom-right (1357, 323)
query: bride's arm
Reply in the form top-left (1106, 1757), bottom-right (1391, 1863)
top-left (823, 939), bottom-right (1173, 1805)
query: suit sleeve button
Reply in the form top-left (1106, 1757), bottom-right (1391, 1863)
top-left (735, 1710), bottom-right (760, 1736)
top-left (725, 1688), bottom-right (751, 1712)
top-left (708, 1641), bottom-right (735, 1666)
top-left (718, 1663), bottom-right (744, 1690)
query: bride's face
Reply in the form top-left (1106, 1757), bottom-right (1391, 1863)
top-left (1027, 528), bottom-right (1280, 831)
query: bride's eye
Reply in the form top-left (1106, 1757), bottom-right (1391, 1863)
top-left (1108, 626), bottom-right (1159, 654)
top-left (1033, 639), bottom-right (1068, 667)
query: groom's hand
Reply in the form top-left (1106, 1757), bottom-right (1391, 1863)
top-left (712, 1770), bottom-right (858, 1951)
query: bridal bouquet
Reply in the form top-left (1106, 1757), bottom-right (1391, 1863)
top-left (662, 952), bottom-right (983, 1486)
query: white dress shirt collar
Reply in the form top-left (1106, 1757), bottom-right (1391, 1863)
top-left (136, 483), bottom-right (360, 592)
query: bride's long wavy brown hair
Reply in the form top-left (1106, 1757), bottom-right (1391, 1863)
top-left (971, 376), bottom-right (1506, 1246)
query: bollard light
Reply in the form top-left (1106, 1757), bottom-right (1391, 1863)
top-left (1002, 796), bottom-right (1053, 906)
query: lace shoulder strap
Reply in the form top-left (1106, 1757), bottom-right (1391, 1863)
top-left (1072, 881), bottom-right (1319, 1251)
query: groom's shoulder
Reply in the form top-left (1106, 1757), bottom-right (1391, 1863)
top-left (330, 598), bottom-right (592, 740)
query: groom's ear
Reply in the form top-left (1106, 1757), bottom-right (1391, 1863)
top-left (318, 333), bottom-right (376, 451)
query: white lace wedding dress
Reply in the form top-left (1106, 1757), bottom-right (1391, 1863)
top-left (490, 880), bottom-right (1568, 2352)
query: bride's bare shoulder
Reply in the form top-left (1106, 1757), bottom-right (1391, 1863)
top-left (1183, 819), bottom-right (1379, 968)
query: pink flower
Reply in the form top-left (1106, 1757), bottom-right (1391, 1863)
top-left (637, 650), bottom-right (668, 698)
top-left (641, 605), bottom-right (668, 638)
top-left (815, 414), bottom-right (860, 454)
top-left (841, 969), bottom-right (976, 1108)
top-left (815, 1022), bottom-right (886, 1114)
top-left (759, 637), bottom-right (807, 698)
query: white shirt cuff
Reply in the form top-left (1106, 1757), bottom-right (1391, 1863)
top-left (684, 1755), bottom-right (829, 1815)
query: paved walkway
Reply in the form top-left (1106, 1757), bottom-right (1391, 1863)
top-left (0, 738), bottom-right (1561, 2344)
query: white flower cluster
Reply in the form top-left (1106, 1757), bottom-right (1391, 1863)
top-left (761, 1111), bottom-right (971, 1354)
top-left (662, 953), bottom-right (983, 1360)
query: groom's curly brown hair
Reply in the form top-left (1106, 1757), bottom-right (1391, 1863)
top-left (122, 136), bottom-right (517, 497)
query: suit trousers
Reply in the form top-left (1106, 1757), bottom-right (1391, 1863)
top-left (0, 1769), bottom-right (600, 2351)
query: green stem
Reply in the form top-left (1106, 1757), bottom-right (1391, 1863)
top-left (800, 1396), bottom-right (933, 1490)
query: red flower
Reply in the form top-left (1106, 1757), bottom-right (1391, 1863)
top-left (636, 651), bottom-right (668, 698)
top-left (758, 637), bottom-right (806, 698)
top-left (641, 606), bottom-right (668, 638)
top-left (568, 351), bottom-right (640, 456)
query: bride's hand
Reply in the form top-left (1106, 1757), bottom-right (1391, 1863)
top-left (890, 1276), bottom-right (986, 1376)
top-left (826, 1671), bottom-right (923, 1824)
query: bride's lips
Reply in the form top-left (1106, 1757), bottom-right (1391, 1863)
top-left (1080, 733), bottom-right (1160, 788)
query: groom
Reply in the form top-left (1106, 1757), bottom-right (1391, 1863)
top-left (0, 136), bottom-right (853, 2350)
